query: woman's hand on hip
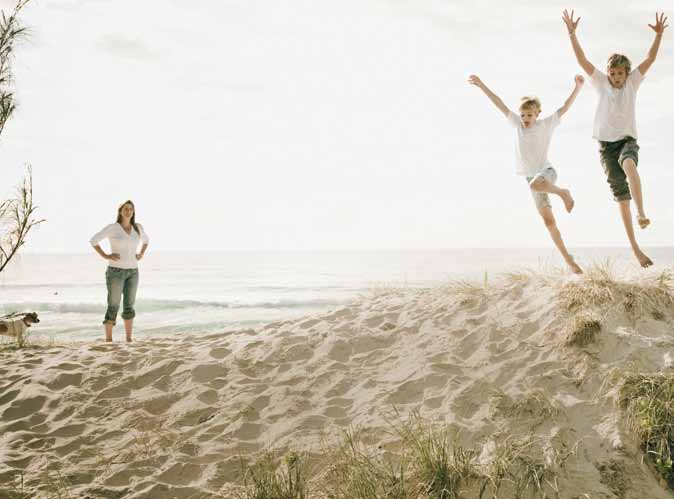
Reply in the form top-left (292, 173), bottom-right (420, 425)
top-left (136, 253), bottom-right (144, 261)
top-left (107, 253), bottom-right (120, 261)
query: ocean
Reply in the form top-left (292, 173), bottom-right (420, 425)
top-left (1, 248), bottom-right (672, 341)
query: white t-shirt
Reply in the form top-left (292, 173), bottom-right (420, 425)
top-left (90, 223), bottom-right (149, 269)
top-left (507, 110), bottom-right (561, 177)
top-left (590, 68), bottom-right (643, 142)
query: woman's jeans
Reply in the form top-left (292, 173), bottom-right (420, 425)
top-left (104, 267), bottom-right (139, 325)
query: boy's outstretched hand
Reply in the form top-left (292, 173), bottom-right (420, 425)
top-left (648, 12), bottom-right (668, 34)
top-left (575, 74), bottom-right (585, 86)
top-left (467, 74), bottom-right (484, 87)
top-left (562, 9), bottom-right (580, 34)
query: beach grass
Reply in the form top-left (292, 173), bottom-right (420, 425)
top-left (565, 314), bottom-right (601, 347)
top-left (236, 451), bottom-right (309, 499)
top-left (557, 262), bottom-right (674, 320)
top-left (233, 414), bottom-right (559, 499)
top-left (619, 373), bottom-right (674, 488)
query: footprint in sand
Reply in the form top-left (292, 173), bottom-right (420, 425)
top-left (325, 378), bottom-right (355, 398)
top-left (423, 396), bottom-right (445, 409)
top-left (451, 380), bottom-right (492, 419)
top-left (51, 405), bottom-right (76, 423)
top-left (96, 385), bottom-right (131, 400)
top-left (177, 407), bottom-right (219, 427)
top-left (327, 340), bottom-right (353, 362)
top-left (141, 393), bottom-right (181, 416)
top-left (50, 362), bottom-right (83, 371)
top-left (298, 318), bottom-right (321, 330)
top-left (454, 329), bottom-right (484, 360)
top-left (197, 389), bottom-right (219, 405)
top-left (1, 395), bottom-right (47, 421)
top-left (5, 456), bottom-right (31, 469)
top-left (350, 334), bottom-right (397, 355)
top-left (323, 406), bottom-right (348, 418)
top-left (128, 359), bottom-right (182, 390)
top-left (18, 358), bottom-right (43, 367)
top-left (230, 421), bottom-right (265, 441)
top-left (386, 374), bottom-right (446, 405)
top-left (44, 372), bottom-right (83, 391)
top-left (51, 434), bottom-right (89, 457)
top-left (323, 308), bottom-right (356, 321)
top-left (0, 389), bottom-right (20, 405)
top-left (299, 414), bottom-right (328, 431)
top-left (157, 463), bottom-right (205, 486)
top-left (209, 347), bottom-right (232, 359)
top-left (250, 395), bottom-right (270, 413)
top-left (325, 397), bottom-right (353, 409)
top-left (280, 343), bottom-right (314, 362)
top-left (191, 363), bottom-right (228, 384)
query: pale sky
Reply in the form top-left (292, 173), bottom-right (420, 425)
top-left (0, 0), bottom-right (672, 253)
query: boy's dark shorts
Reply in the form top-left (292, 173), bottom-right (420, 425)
top-left (598, 136), bottom-right (639, 202)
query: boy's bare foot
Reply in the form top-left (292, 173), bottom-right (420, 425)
top-left (566, 258), bottom-right (583, 274)
top-left (560, 189), bottom-right (575, 213)
top-left (637, 215), bottom-right (651, 229)
top-left (634, 249), bottom-right (653, 268)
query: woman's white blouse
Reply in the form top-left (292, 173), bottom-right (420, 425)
top-left (90, 223), bottom-right (149, 269)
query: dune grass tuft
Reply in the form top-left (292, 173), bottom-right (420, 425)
top-left (397, 416), bottom-right (479, 499)
top-left (321, 428), bottom-right (419, 499)
top-left (314, 415), bottom-right (557, 499)
top-left (237, 451), bottom-right (309, 499)
top-left (565, 315), bottom-right (601, 347)
top-left (619, 373), bottom-right (674, 488)
top-left (558, 263), bottom-right (674, 320)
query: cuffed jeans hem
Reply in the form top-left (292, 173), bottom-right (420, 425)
top-left (103, 319), bottom-right (116, 326)
top-left (614, 193), bottom-right (632, 202)
top-left (121, 311), bottom-right (136, 320)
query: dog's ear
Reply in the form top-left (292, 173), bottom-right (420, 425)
top-left (28, 312), bottom-right (39, 323)
top-left (0, 323), bottom-right (7, 333)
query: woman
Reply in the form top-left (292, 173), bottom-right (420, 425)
top-left (90, 200), bottom-right (149, 342)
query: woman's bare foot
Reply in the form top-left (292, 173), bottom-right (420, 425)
top-left (637, 214), bottom-right (651, 229)
top-left (566, 258), bottom-right (583, 274)
top-left (560, 189), bottom-right (575, 213)
top-left (634, 249), bottom-right (653, 268)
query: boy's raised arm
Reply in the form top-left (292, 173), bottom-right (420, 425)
top-left (467, 75), bottom-right (510, 118)
top-left (562, 9), bottom-right (595, 76)
top-left (556, 74), bottom-right (584, 117)
top-left (638, 12), bottom-right (668, 75)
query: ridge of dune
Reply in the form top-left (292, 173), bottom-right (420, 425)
top-left (1, 270), bottom-right (673, 498)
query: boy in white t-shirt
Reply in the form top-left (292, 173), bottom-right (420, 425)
top-left (468, 74), bottom-right (584, 274)
top-left (563, 9), bottom-right (668, 268)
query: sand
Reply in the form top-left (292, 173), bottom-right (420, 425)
top-left (1, 270), bottom-right (673, 498)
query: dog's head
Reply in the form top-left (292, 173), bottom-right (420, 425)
top-left (22, 312), bottom-right (39, 327)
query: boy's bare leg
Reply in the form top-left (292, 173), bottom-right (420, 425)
top-left (538, 206), bottom-right (583, 274)
top-left (622, 159), bottom-right (650, 228)
top-left (104, 323), bottom-right (113, 342)
top-left (618, 200), bottom-right (653, 268)
top-left (124, 319), bottom-right (133, 343)
top-left (530, 178), bottom-right (575, 213)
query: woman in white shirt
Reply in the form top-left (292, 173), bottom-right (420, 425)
top-left (90, 200), bottom-right (149, 342)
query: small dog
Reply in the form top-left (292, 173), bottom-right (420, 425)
top-left (0, 312), bottom-right (40, 343)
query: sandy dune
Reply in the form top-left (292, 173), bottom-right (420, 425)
top-left (1, 270), bottom-right (673, 498)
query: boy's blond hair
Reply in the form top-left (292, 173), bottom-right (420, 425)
top-left (607, 53), bottom-right (632, 73)
top-left (519, 96), bottom-right (541, 113)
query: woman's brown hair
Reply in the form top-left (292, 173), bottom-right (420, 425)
top-left (116, 200), bottom-right (140, 235)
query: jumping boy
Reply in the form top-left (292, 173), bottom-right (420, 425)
top-left (468, 74), bottom-right (585, 274)
top-left (562, 9), bottom-right (668, 268)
